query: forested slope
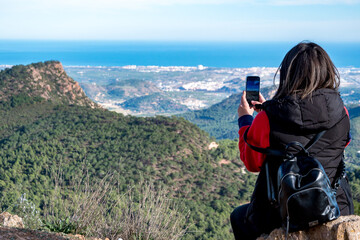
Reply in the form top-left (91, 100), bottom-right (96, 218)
top-left (0, 62), bottom-right (256, 239)
top-left (179, 85), bottom-right (277, 139)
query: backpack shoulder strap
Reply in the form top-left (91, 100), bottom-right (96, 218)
top-left (304, 130), bottom-right (327, 150)
top-left (333, 156), bottom-right (346, 191)
top-left (243, 127), bottom-right (286, 157)
top-left (243, 126), bottom-right (327, 156)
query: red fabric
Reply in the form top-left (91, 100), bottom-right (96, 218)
top-left (344, 106), bottom-right (349, 117)
top-left (238, 111), bottom-right (270, 172)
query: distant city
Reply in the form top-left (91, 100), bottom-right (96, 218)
top-left (1, 65), bottom-right (360, 116)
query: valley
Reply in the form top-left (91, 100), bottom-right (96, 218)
top-left (0, 61), bottom-right (256, 240)
top-left (63, 65), bottom-right (360, 116)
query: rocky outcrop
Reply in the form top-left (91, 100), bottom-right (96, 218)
top-left (0, 212), bottom-right (112, 239)
top-left (208, 141), bottom-right (218, 150)
top-left (0, 212), bottom-right (24, 228)
top-left (257, 215), bottom-right (360, 240)
top-left (0, 226), bottom-right (108, 240)
top-left (0, 61), bottom-right (99, 108)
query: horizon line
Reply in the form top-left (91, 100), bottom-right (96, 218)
top-left (1, 64), bottom-right (359, 69)
top-left (1, 39), bottom-right (360, 44)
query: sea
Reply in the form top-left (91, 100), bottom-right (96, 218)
top-left (0, 40), bottom-right (359, 68)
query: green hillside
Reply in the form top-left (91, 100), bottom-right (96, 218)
top-left (346, 106), bottom-right (360, 165)
top-left (179, 85), bottom-right (277, 139)
top-left (0, 62), bottom-right (256, 239)
top-left (107, 79), bottom-right (161, 98)
top-left (120, 92), bottom-right (189, 114)
top-left (80, 79), bottom-right (162, 102)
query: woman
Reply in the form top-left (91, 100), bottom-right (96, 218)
top-left (230, 42), bottom-right (354, 240)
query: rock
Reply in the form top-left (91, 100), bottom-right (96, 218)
top-left (0, 61), bottom-right (100, 108)
top-left (0, 212), bottom-right (24, 228)
top-left (67, 234), bottom-right (106, 240)
top-left (67, 233), bottom-right (113, 240)
top-left (0, 226), bottom-right (76, 239)
top-left (208, 142), bottom-right (218, 150)
top-left (71, 234), bottom-right (86, 240)
top-left (257, 215), bottom-right (360, 240)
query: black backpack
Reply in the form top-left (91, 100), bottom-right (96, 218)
top-left (244, 128), bottom-right (344, 236)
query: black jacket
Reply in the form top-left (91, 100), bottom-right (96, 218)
top-left (240, 88), bottom-right (353, 235)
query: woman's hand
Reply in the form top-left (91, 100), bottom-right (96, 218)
top-left (238, 91), bottom-right (254, 118)
top-left (251, 93), bottom-right (266, 113)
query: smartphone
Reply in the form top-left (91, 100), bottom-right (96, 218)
top-left (246, 76), bottom-right (260, 106)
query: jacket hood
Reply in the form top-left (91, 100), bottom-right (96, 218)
top-left (263, 88), bottom-right (346, 131)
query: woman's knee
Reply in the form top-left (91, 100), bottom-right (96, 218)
top-left (231, 204), bottom-right (260, 240)
top-left (230, 204), bottom-right (249, 224)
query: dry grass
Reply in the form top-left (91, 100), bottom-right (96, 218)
top-left (42, 165), bottom-right (189, 240)
top-left (108, 183), bottom-right (189, 240)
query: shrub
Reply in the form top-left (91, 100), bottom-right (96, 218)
top-left (11, 193), bottom-right (43, 229)
top-left (41, 169), bottom-right (189, 240)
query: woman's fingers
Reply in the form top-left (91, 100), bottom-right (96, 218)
top-left (259, 93), bottom-right (266, 103)
top-left (241, 91), bottom-right (250, 108)
top-left (251, 93), bottom-right (266, 113)
top-left (251, 100), bottom-right (262, 106)
top-left (251, 102), bottom-right (263, 113)
top-left (238, 91), bottom-right (254, 117)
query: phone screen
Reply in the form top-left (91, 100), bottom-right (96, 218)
top-left (246, 76), bottom-right (260, 106)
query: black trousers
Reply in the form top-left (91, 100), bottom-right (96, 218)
top-left (230, 204), bottom-right (260, 240)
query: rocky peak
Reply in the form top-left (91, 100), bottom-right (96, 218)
top-left (0, 61), bottom-right (99, 108)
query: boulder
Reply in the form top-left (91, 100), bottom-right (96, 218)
top-left (0, 212), bottom-right (24, 228)
top-left (68, 234), bottom-right (109, 240)
top-left (257, 215), bottom-right (360, 240)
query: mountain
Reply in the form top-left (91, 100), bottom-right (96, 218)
top-left (108, 79), bottom-right (162, 99)
top-left (179, 85), bottom-right (277, 139)
top-left (349, 106), bottom-right (360, 120)
top-left (2, 62), bottom-right (360, 239)
top-left (0, 61), bottom-right (98, 108)
top-left (348, 106), bottom-right (360, 164)
top-left (81, 79), bottom-right (185, 114)
top-left (0, 61), bottom-right (257, 240)
top-left (120, 92), bottom-right (189, 114)
top-left (81, 79), bottom-right (162, 102)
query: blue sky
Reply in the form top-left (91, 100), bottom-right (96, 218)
top-left (0, 0), bottom-right (359, 42)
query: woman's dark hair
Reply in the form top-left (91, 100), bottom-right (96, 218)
top-left (273, 42), bottom-right (340, 99)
